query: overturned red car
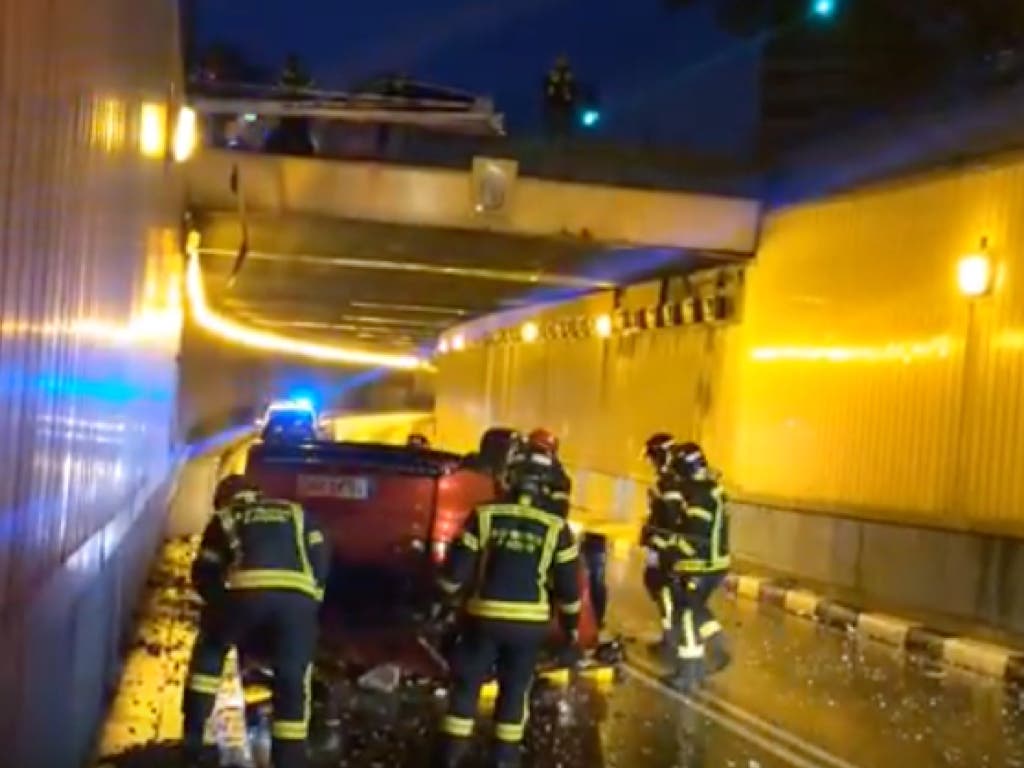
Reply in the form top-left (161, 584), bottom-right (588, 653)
top-left (244, 438), bottom-right (600, 652)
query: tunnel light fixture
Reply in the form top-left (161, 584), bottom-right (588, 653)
top-left (437, 338), bottom-right (450, 355)
top-left (184, 237), bottom-right (425, 370)
top-left (173, 106), bottom-right (198, 163)
top-left (521, 322), bottom-right (539, 343)
top-left (452, 333), bottom-right (466, 351)
top-left (958, 243), bottom-right (993, 298)
top-left (139, 102), bottom-right (167, 158)
top-left (594, 314), bottom-right (613, 338)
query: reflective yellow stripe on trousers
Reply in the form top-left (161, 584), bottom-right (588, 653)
top-left (465, 598), bottom-right (550, 623)
top-left (228, 569), bottom-right (323, 600)
top-left (271, 665), bottom-right (312, 740)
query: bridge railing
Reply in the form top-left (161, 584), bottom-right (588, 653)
top-left (187, 77), bottom-right (761, 196)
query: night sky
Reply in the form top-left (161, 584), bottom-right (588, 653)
top-left (194, 0), bottom-right (761, 156)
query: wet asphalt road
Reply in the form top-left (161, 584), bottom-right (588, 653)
top-left (101, 427), bottom-right (1024, 768)
top-left (604, 553), bottom-right (1024, 768)
top-left (304, 549), bottom-right (1024, 768)
top-left (104, 552), bottom-right (1024, 768)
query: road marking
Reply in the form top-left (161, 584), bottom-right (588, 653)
top-left (623, 663), bottom-right (860, 768)
top-left (696, 687), bottom-right (861, 768)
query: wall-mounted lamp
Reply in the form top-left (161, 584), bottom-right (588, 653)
top-left (594, 314), bottom-right (613, 338)
top-left (437, 339), bottom-right (450, 355)
top-left (958, 238), bottom-right (993, 298)
top-left (139, 102), bottom-right (167, 158)
top-left (521, 322), bottom-right (539, 343)
top-left (452, 333), bottom-right (466, 351)
top-left (173, 106), bottom-right (198, 163)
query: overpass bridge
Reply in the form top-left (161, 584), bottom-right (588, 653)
top-left (6, 1), bottom-right (1024, 766)
top-left (183, 148), bottom-right (759, 362)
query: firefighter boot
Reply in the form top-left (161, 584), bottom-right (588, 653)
top-left (647, 627), bottom-right (679, 664)
top-left (490, 742), bottom-right (523, 768)
top-left (704, 631), bottom-right (732, 674)
top-left (665, 658), bottom-right (705, 694)
top-left (433, 737), bottom-right (471, 768)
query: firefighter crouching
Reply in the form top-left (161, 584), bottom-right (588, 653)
top-left (650, 442), bottom-right (731, 692)
top-left (435, 455), bottom-right (582, 768)
top-left (640, 432), bottom-right (677, 651)
top-left (182, 474), bottom-right (328, 768)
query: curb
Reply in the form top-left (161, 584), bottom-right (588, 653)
top-left (723, 574), bottom-right (1024, 685)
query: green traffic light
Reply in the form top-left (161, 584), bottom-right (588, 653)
top-left (812, 0), bottom-right (835, 17)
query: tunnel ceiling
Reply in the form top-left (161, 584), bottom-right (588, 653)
top-left (194, 211), bottom-right (740, 353)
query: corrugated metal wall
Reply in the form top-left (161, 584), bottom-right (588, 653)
top-left (739, 160), bottom-right (1024, 533)
top-left (0, 0), bottom-right (185, 765)
top-left (435, 289), bottom-right (738, 534)
top-left (436, 152), bottom-right (1024, 538)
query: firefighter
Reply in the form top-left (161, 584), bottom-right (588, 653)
top-left (640, 432), bottom-right (678, 651)
top-left (520, 427), bottom-right (606, 634)
top-left (181, 474), bottom-right (328, 768)
top-left (504, 428), bottom-right (571, 517)
top-left (543, 54), bottom-right (577, 139)
top-left (435, 459), bottom-right (582, 768)
top-left (461, 427), bottom-right (522, 486)
top-left (655, 442), bottom-right (732, 692)
top-left (507, 429), bottom-right (613, 637)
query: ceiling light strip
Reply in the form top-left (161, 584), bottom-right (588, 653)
top-left (186, 239), bottom-right (424, 370)
top-left (198, 247), bottom-right (614, 289)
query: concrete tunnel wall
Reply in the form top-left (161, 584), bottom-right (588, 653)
top-left (435, 151), bottom-right (1024, 634)
top-left (0, 1), bottom-right (188, 766)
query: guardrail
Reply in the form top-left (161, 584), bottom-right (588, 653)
top-left (190, 78), bottom-right (504, 136)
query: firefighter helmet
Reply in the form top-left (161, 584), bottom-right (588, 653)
top-left (671, 441), bottom-right (709, 479)
top-left (526, 427), bottom-right (559, 456)
top-left (213, 474), bottom-right (259, 509)
top-left (644, 432), bottom-right (674, 470)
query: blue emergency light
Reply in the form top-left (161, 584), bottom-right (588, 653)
top-left (265, 397), bottom-right (317, 419)
top-left (291, 396), bottom-right (315, 412)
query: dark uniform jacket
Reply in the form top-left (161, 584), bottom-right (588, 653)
top-left (648, 475), bottom-right (730, 575)
top-left (193, 490), bottom-right (329, 603)
top-left (438, 502), bottom-right (581, 629)
top-left (640, 471), bottom-right (684, 549)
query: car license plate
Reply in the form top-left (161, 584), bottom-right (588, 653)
top-left (297, 475), bottom-right (370, 500)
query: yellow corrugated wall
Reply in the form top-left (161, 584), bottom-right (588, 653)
top-left (435, 291), bottom-right (738, 533)
top-left (436, 154), bottom-right (1024, 537)
top-left (735, 160), bottom-right (1024, 533)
